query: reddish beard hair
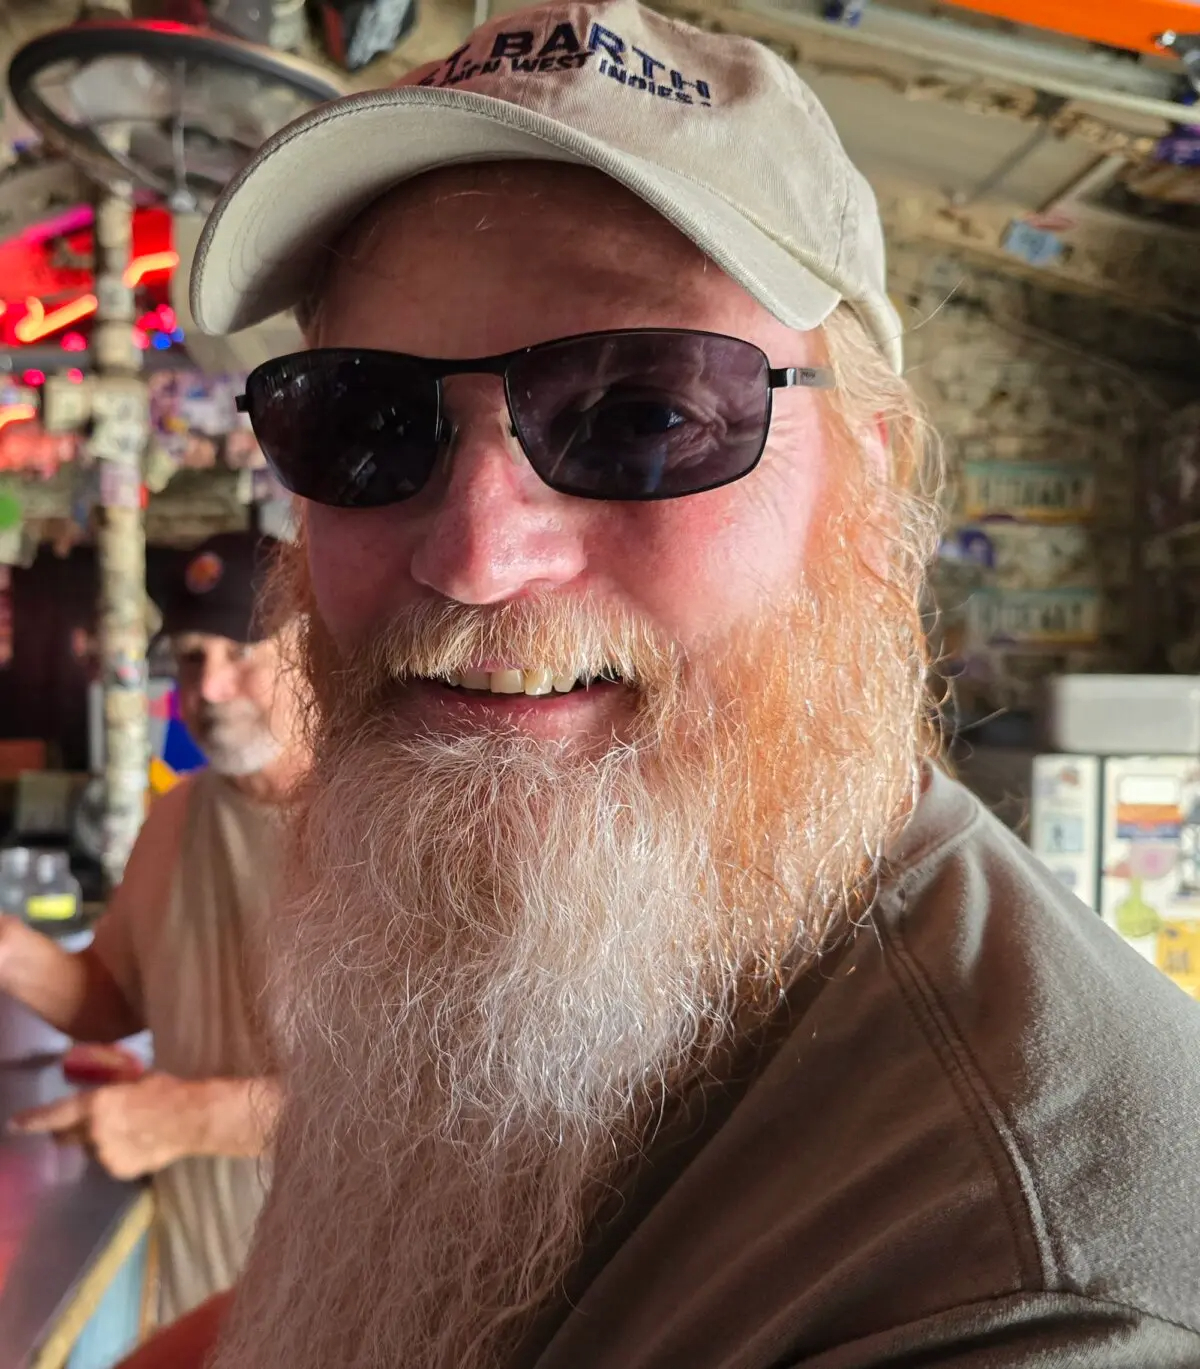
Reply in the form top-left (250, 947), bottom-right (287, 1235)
top-left (214, 391), bottom-right (939, 1369)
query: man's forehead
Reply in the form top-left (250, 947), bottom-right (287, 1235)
top-left (318, 162), bottom-right (739, 333)
top-left (338, 163), bottom-right (702, 265)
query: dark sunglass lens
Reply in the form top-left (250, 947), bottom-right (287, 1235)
top-left (246, 352), bottom-right (440, 508)
top-left (508, 334), bottom-right (771, 500)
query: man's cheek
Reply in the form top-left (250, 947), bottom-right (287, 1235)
top-left (177, 687), bottom-right (203, 737)
top-left (304, 506), bottom-right (408, 651)
top-left (637, 494), bottom-right (811, 637)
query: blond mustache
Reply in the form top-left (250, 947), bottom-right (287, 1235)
top-left (337, 596), bottom-right (677, 693)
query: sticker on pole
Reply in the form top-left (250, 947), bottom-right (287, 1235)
top-left (98, 461), bottom-right (140, 509)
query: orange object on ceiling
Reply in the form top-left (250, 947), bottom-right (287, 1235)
top-left (941, 0), bottom-right (1200, 57)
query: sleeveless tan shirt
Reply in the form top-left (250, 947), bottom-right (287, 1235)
top-left (91, 769), bottom-right (276, 1323)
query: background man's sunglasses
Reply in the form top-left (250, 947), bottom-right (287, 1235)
top-left (236, 328), bottom-right (836, 507)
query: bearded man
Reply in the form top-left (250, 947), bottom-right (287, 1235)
top-left (134, 3), bottom-right (1200, 1365)
top-left (4, 532), bottom-right (303, 1326)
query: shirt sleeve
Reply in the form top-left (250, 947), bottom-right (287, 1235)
top-left (88, 779), bottom-right (193, 1030)
top-left (87, 899), bottom-right (143, 1028)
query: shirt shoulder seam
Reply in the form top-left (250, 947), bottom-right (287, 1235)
top-left (874, 899), bottom-right (1062, 1291)
top-left (836, 1289), bottom-right (1200, 1358)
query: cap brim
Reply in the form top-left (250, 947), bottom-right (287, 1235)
top-left (193, 84), bottom-right (855, 349)
top-left (159, 606), bottom-right (262, 644)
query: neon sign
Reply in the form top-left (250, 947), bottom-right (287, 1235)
top-left (123, 251), bottom-right (179, 288)
top-left (0, 207), bottom-right (178, 350)
top-left (14, 294), bottom-right (99, 343)
top-left (0, 403), bottom-right (36, 433)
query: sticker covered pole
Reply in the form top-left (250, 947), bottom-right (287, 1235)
top-left (90, 181), bottom-right (149, 886)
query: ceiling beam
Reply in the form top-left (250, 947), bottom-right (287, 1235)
top-left (660, 0), bottom-right (1190, 128)
top-left (941, 0), bottom-right (1200, 59)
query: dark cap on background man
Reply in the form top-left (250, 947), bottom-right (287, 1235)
top-left (159, 532), bottom-right (278, 644)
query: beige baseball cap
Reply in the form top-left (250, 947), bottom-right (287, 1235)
top-left (191, 0), bottom-right (903, 370)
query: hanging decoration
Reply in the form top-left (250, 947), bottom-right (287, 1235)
top-left (0, 426), bottom-right (79, 477)
top-left (147, 371), bottom-right (265, 471)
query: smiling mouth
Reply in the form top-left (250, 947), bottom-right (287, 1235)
top-left (424, 667), bottom-right (625, 698)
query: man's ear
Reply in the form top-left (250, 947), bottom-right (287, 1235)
top-left (853, 415), bottom-right (896, 584)
top-left (869, 415), bottom-right (891, 479)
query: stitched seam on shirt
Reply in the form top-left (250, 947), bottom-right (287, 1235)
top-left (1058, 1294), bottom-right (1200, 1340)
top-left (875, 904), bottom-right (1060, 1293)
top-left (774, 1289), bottom-right (1200, 1368)
top-left (1056, 1293), bottom-right (1200, 1339)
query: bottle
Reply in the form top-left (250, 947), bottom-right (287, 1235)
top-left (0, 846), bottom-right (32, 917)
top-left (24, 852), bottom-right (84, 936)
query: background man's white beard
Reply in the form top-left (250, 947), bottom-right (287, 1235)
top-left (197, 716), bottom-right (283, 777)
top-left (203, 733), bottom-right (282, 776)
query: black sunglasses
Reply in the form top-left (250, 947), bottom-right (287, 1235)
top-left (235, 328), bottom-right (835, 507)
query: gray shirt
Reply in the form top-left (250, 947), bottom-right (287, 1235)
top-left (534, 769), bottom-right (1200, 1367)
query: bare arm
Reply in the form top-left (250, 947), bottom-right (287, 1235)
top-left (11, 1073), bottom-right (283, 1178)
top-left (0, 781), bottom-right (191, 1043)
top-left (0, 916), bottom-right (142, 1041)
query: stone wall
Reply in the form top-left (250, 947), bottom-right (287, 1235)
top-left (887, 240), bottom-right (1200, 737)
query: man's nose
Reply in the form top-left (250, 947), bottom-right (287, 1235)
top-left (199, 659), bottom-right (239, 704)
top-left (408, 400), bottom-right (587, 605)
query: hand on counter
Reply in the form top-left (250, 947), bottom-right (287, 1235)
top-left (8, 1073), bottom-right (210, 1180)
top-left (62, 1041), bottom-right (147, 1085)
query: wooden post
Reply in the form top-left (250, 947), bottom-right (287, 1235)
top-left (90, 185), bottom-right (149, 886)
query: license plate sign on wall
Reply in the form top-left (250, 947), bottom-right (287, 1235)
top-left (964, 462), bottom-right (1096, 523)
top-left (969, 588), bottom-right (1101, 646)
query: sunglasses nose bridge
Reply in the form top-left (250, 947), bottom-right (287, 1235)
top-left (437, 372), bottom-right (525, 466)
top-left (407, 413), bottom-right (590, 606)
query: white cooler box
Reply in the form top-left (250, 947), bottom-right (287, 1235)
top-left (1046, 675), bottom-right (1200, 756)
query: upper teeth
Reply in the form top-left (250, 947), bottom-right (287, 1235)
top-left (443, 668), bottom-right (608, 696)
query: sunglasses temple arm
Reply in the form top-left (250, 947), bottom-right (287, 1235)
top-left (769, 365), bottom-right (836, 391)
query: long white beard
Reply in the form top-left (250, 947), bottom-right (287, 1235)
top-left (212, 566), bottom-right (929, 1369)
top-left (299, 726), bottom-right (758, 1128)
